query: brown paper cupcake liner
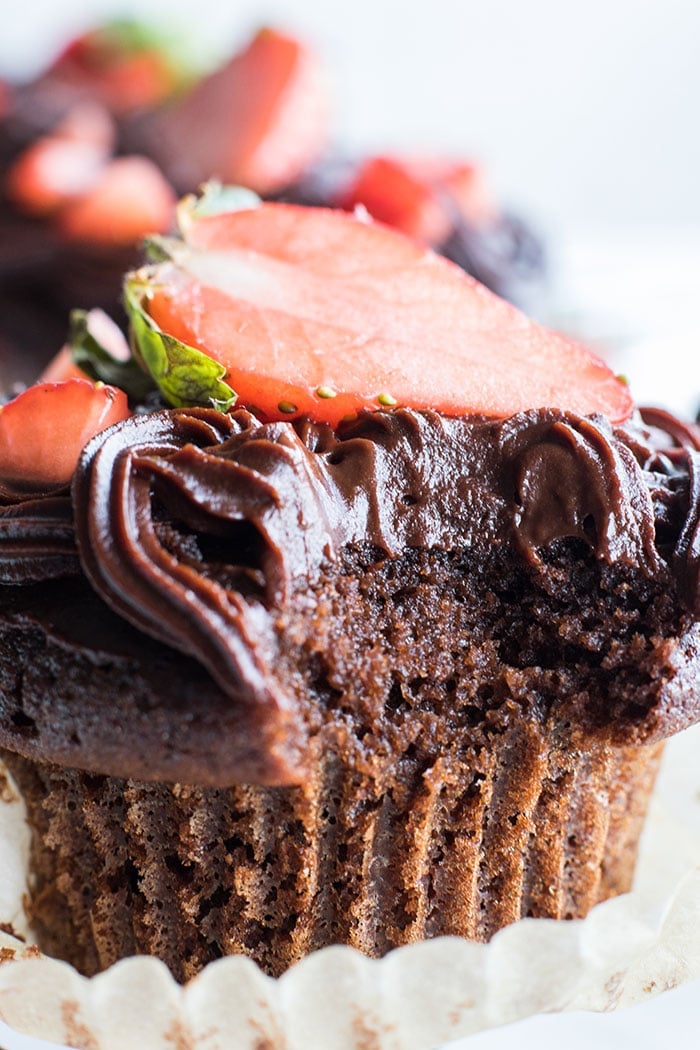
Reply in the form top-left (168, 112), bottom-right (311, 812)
top-left (0, 725), bottom-right (698, 1048)
top-left (1, 722), bottom-right (664, 983)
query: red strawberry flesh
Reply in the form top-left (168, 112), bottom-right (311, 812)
top-left (0, 380), bottom-right (130, 488)
top-left (49, 23), bottom-right (184, 114)
top-left (57, 156), bottom-right (176, 245)
top-left (143, 203), bottom-right (632, 426)
top-left (144, 28), bottom-right (329, 195)
top-left (6, 136), bottom-right (105, 216)
top-left (339, 156), bottom-right (500, 244)
top-left (53, 101), bottom-right (116, 153)
top-left (339, 156), bottom-right (451, 244)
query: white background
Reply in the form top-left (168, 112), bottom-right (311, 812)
top-left (0, 2), bottom-right (699, 1047)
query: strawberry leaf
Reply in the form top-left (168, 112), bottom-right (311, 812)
top-left (87, 18), bottom-right (203, 82)
top-left (69, 308), bottom-right (156, 401)
top-left (124, 274), bottom-right (237, 411)
top-left (142, 235), bottom-right (180, 263)
top-left (176, 181), bottom-right (261, 239)
top-left (132, 202), bottom-right (633, 426)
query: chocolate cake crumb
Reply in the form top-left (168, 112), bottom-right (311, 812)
top-left (1, 541), bottom-right (670, 978)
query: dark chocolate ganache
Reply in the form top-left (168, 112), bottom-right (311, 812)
top-left (1, 405), bottom-right (700, 784)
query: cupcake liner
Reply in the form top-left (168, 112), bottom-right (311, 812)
top-left (0, 761), bottom-right (31, 943)
top-left (1, 728), bottom-right (662, 981)
top-left (0, 725), bottom-right (699, 1049)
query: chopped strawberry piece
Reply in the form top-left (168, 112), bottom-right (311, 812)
top-left (5, 136), bottom-right (105, 216)
top-left (74, 51), bottom-right (181, 114)
top-left (39, 346), bottom-right (88, 383)
top-left (139, 203), bottom-right (632, 426)
top-left (444, 163), bottom-right (498, 226)
top-left (57, 156), bottom-right (176, 245)
top-left (0, 380), bottom-right (130, 488)
top-left (339, 157), bottom-right (451, 244)
top-left (53, 101), bottom-right (116, 154)
top-left (49, 21), bottom-right (187, 114)
top-left (339, 156), bottom-right (499, 245)
top-left (411, 159), bottom-right (499, 227)
top-left (148, 28), bottom-right (330, 195)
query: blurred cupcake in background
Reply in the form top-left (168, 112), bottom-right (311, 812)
top-left (0, 19), bottom-right (546, 387)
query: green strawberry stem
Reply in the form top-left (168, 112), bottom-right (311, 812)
top-left (124, 275), bottom-right (237, 411)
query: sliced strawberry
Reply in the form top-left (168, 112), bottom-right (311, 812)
top-left (53, 101), bottom-right (116, 154)
top-left (57, 156), bottom-right (176, 245)
top-left (338, 157), bottom-right (451, 244)
top-left (413, 159), bottom-right (499, 227)
top-left (133, 203), bottom-right (632, 426)
top-left (0, 380), bottom-right (130, 488)
top-left (438, 160), bottom-right (497, 226)
top-left (49, 21), bottom-right (190, 114)
top-left (147, 28), bottom-right (330, 195)
top-left (5, 135), bottom-right (105, 216)
top-left (91, 52), bottom-right (181, 114)
top-left (339, 156), bottom-right (499, 245)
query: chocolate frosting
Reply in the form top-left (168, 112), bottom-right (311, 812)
top-left (0, 496), bottom-right (78, 583)
top-left (4, 404), bottom-right (700, 642)
top-left (77, 405), bottom-right (700, 620)
top-left (1, 404), bottom-right (700, 782)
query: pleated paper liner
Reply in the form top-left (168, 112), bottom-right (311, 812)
top-left (0, 724), bottom-right (663, 979)
top-left (0, 724), bottom-right (699, 1049)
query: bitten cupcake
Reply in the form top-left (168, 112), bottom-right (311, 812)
top-left (0, 195), bottom-right (697, 981)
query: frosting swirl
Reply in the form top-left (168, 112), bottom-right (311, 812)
top-left (1, 402), bottom-right (700, 783)
top-left (69, 405), bottom-right (698, 670)
top-left (2, 405), bottom-right (699, 612)
top-left (0, 496), bottom-right (78, 583)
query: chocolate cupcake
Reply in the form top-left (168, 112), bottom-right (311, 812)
top-left (0, 200), bottom-right (695, 982)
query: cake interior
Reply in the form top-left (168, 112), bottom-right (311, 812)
top-left (1, 538), bottom-right (675, 978)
